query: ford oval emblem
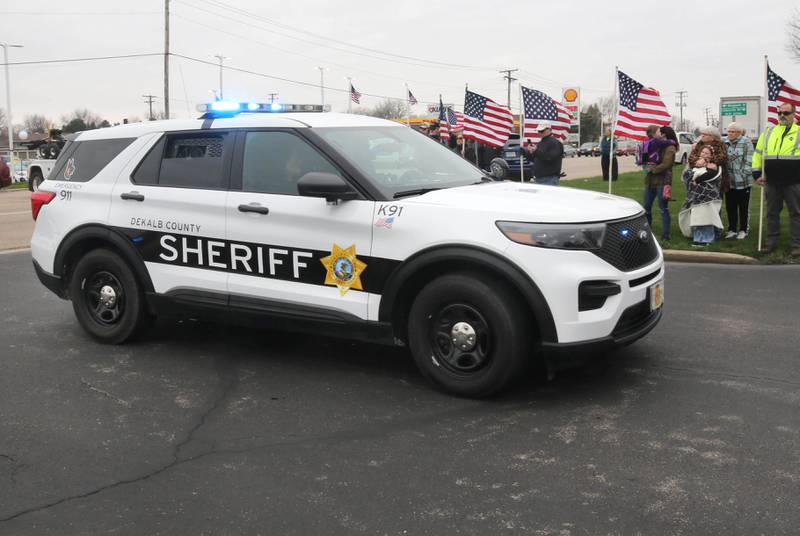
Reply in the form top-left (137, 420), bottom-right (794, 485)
top-left (638, 230), bottom-right (650, 242)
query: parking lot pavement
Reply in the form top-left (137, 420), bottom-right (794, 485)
top-left (562, 154), bottom-right (640, 180)
top-left (2, 251), bottom-right (800, 534)
top-left (0, 190), bottom-right (32, 251)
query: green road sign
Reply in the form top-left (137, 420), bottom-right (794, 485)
top-left (721, 102), bottom-right (747, 116)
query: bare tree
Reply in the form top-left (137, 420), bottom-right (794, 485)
top-left (23, 114), bottom-right (51, 134)
top-left (357, 98), bottom-right (408, 120)
top-left (61, 109), bottom-right (105, 133)
top-left (788, 9), bottom-right (800, 63)
top-left (596, 96), bottom-right (615, 124)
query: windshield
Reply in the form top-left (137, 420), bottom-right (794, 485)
top-left (314, 126), bottom-right (484, 198)
top-left (581, 143), bottom-right (594, 149)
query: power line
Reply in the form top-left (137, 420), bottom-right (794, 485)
top-left (170, 12), bottom-right (468, 92)
top-left (2, 52), bottom-right (163, 66)
top-left (174, 0), bottom-right (495, 72)
top-left (0, 11), bottom-right (160, 15)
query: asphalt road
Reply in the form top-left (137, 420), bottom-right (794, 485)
top-left (1, 251), bottom-right (799, 535)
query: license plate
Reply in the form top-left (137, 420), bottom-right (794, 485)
top-left (505, 152), bottom-right (516, 159)
top-left (649, 280), bottom-right (664, 311)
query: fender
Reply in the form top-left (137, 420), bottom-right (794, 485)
top-left (53, 223), bottom-right (155, 294)
top-left (378, 245), bottom-right (558, 344)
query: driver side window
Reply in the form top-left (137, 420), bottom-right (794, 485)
top-left (242, 131), bottom-right (341, 195)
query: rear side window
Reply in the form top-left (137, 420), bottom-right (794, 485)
top-left (52, 138), bottom-right (135, 182)
top-left (158, 133), bottom-right (231, 189)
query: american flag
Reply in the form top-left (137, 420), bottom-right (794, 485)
top-left (462, 90), bottom-right (514, 148)
top-left (613, 71), bottom-right (671, 141)
top-left (374, 216), bottom-right (395, 229)
top-left (439, 97), bottom-right (450, 141)
top-left (767, 65), bottom-right (800, 125)
top-left (350, 83), bottom-right (362, 104)
top-left (439, 101), bottom-right (464, 141)
top-left (408, 89), bottom-right (418, 106)
top-left (521, 86), bottom-right (571, 144)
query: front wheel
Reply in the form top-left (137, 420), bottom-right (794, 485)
top-left (680, 153), bottom-right (688, 165)
top-left (407, 272), bottom-right (534, 397)
top-left (69, 249), bottom-right (151, 344)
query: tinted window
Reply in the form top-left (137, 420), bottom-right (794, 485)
top-left (47, 140), bottom-right (78, 181)
top-left (53, 138), bottom-right (134, 182)
top-left (242, 131), bottom-right (341, 195)
top-left (131, 136), bottom-right (165, 185)
top-left (159, 133), bottom-right (230, 189)
top-left (679, 134), bottom-right (693, 144)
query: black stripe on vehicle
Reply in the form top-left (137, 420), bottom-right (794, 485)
top-left (114, 227), bottom-right (400, 295)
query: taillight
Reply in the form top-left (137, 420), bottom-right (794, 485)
top-left (31, 191), bottom-right (56, 221)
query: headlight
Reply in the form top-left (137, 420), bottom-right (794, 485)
top-left (496, 221), bottom-right (606, 250)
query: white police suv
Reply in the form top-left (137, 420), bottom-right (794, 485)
top-left (30, 102), bottom-right (664, 397)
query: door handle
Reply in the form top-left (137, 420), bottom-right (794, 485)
top-left (238, 203), bottom-right (269, 215)
top-left (120, 192), bottom-right (145, 202)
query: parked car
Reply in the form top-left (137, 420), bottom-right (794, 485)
top-left (675, 131), bottom-right (695, 165)
top-left (499, 134), bottom-right (533, 181)
top-left (615, 141), bottom-right (638, 157)
top-left (578, 142), bottom-right (600, 157)
top-left (563, 144), bottom-right (577, 158)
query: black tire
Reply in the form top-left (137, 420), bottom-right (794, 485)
top-left (69, 249), bottom-right (150, 344)
top-left (407, 272), bottom-right (533, 397)
top-left (28, 170), bottom-right (44, 192)
top-left (680, 153), bottom-right (688, 165)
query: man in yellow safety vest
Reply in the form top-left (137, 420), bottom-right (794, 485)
top-left (752, 101), bottom-right (800, 256)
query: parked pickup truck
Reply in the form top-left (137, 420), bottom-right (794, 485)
top-left (27, 159), bottom-right (58, 192)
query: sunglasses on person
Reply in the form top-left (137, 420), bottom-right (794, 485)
top-left (778, 111), bottom-right (794, 117)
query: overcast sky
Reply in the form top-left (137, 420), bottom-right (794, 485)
top-left (1, 0), bottom-right (798, 127)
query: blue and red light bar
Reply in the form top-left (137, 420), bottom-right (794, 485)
top-left (197, 102), bottom-right (330, 118)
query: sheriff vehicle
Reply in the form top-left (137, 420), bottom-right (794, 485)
top-left (30, 102), bottom-right (664, 397)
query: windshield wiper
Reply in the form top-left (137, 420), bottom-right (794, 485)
top-left (392, 187), bottom-right (443, 199)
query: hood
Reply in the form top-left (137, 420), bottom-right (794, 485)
top-left (406, 181), bottom-right (643, 223)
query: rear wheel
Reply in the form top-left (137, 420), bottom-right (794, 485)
top-left (28, 170), bottom-right (44, 192)
top-left (69, 249), bottom-right (150, 344)
top-left (407, 272), bottom-right (534, 397)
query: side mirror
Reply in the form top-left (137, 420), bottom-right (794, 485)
top-left (297, 172), bottom-right (360, 203)
top-left (487, 157), bottom-right (509, 180)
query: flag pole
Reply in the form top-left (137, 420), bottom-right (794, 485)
top-left (609, 66), bottom-right (619, 195)
top-left (404, 83), bottom-right (410, 126)
top-left (518, 83), bottom-right (525, 182)
top-left (347, 77), bottom-right (352, 113)
top-left (758, 55), bottom-right (768, 252)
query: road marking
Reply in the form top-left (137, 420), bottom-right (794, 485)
top-left (0, 247), bottom-right (31, 255)
top-left (0, 211), bottom-right (30, 216)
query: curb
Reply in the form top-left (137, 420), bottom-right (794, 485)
top-left (663, 249), bottom-right (759, 265)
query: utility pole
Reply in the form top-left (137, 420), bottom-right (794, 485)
top-left (164, 0), bottom-right (169, 119)
top-left (1, 43), bottom-right (23, 170)
top-left (213, 53), bottom-right (229, 99)
top-left (267, 92), bottom-right (279, 103)
top-left (704, 107), bottom-right (711, 126)
top-left (317, 66), bottom-right (326, 107)
top-left (675, 90), bottom-right (687, 131)
top-left (143, 94), bottom-right (157, 121)
top-left (499, 68), bottom-right (518, 109)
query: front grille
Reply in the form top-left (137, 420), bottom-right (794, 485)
top-left (593, 214), bottom-right (660, 272)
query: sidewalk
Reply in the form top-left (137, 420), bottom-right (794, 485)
top-left (0, 189), bottom-right (33, 251)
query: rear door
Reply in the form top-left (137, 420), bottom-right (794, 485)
top-left (108, 130), bottom-right (234, 296)
top-left (225, 129), bottom-right (374, 320)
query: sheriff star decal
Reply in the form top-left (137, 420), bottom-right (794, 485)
top-left (320, 244), bottom-right (367, 296)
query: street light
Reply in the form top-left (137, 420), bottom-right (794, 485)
top-left (212, 54), bottom-right (230, 100)
top-left (316, 66), bottom-right (328, 108)
top-left (1, 43), bottom-right (23, 171)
